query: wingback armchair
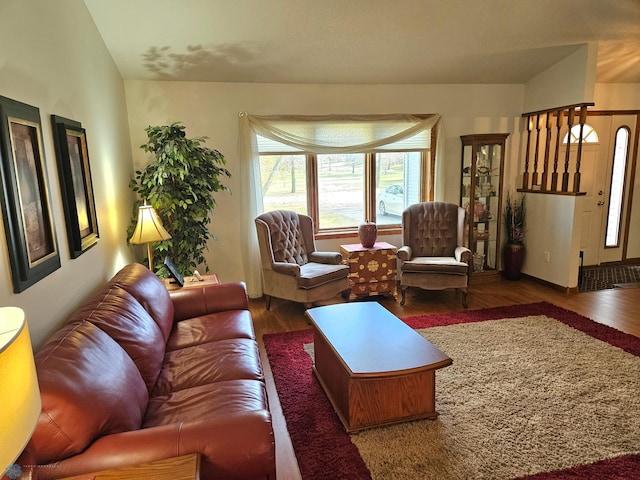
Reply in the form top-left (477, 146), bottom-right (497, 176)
top-left (397, 202), bottom-right (472, 307)
top-left (255, 210), bottom-right (349, 309)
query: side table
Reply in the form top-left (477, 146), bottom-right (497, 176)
top-left (57, 453), bottom-right (201, 480)
top-left (340, 242), bottom-right (397, 300)
top-left (163, 274), bottom-right (219, 292)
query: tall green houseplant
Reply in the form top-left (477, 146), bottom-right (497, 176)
top-left (128, 122), bottom-right (231, 276)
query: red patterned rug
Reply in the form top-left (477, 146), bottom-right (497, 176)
top-left (263, 302), bottom-right (640, 479)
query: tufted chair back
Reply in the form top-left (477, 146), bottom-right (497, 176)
top-left (255, 210), bottom-right (315, 266)
top-left (402, 202), bottom-right (466, 257)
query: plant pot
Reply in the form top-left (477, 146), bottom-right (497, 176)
top-left (503, 243), bottom-right (525, 280)
top-left (358, 222), bottom-right (377, 248)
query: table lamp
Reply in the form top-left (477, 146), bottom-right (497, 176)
top-left (129, 204), bottom-right (171, 271)
top-left (0, 307), bottom-right (41, 477)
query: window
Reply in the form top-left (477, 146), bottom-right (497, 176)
top-left (604, 127), bottom-right (630, 248)
top-left (254, 115), bottom-right (437, 235)
top-left (562, 123), bottom-right (599, 144)
top-left (258, 144), bottom-right (431, 233)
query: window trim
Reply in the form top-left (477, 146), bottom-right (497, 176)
top-left (260, 150), bottom-right (433, 238)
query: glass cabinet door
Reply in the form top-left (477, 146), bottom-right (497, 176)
top-left (460, 134), bottom-right (509, 274)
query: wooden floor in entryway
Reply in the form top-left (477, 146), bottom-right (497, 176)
top-left (250, 275), bottom-right (640, 480)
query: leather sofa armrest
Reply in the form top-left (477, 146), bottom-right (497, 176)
top-left (308, 251), bottom-right (342, 265)
top-left (397, 246), bottom-right (412, 261)
top-left (455, 246), bottom-right (472, 264)
top-left (34, 412), bottom-right (275, 480)
top-left (271, 262), bottom-right (301, 276)
top-left (170, 281), bottom-right (249, 321)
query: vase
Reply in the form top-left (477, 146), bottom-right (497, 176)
top-left (503, 243), bottom-right (525, 280)
top-left (358, 222), bottom-right (377, 248)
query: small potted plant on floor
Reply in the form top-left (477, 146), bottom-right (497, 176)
top-left (503, 191), bottom-right (526, 280)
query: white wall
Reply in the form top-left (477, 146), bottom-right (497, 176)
top-left (0, 0), bottom-right (136, 347)
top-left (124, 80), bottom-right (525, 294)
top-left (522, 194), bottom-right (582, 288)
top-left (524, 43), bottom-right (598, 113)
top-left (594, 84), bottom-right (640, 110)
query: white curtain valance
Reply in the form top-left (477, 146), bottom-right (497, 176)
top-left (244, 113), bottom-right (440, 154)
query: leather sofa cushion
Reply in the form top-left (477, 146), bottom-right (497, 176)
top-left (166, 310), bottom-right (255, 351)
top-left (110, 262), bottom-right (175, 342)
top-left (298, 262), bottom-right (349, 289)
top-left (70, 285), bottom-right (166, 392)
top-left (401, 256), bottom-right (469, 274)
top-left (153, 339), bottom-right (264, 396)
top-left (143, 379), bottom-right (268, 428)
top-left (33, 321), bottom-right (148, 464)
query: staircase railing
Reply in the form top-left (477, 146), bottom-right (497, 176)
top-left (519, 102), bottom-right (593, 195)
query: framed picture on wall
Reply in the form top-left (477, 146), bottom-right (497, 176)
top-left (51, 115), bottom-right (99, 258)
top-left (0, 96), bottom-right (60, 292)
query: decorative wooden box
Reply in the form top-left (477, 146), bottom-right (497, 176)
top-left (340, 242), bottom-right (397, 300)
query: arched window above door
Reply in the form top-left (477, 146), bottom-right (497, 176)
top-left (562, 123), bottom-right (599, 144)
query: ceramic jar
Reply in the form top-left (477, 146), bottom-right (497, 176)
top-left (358, 222), bottom-right (377, 248)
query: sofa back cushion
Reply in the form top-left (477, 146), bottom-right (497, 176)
top-left (32, 321), bottom-right (148, 464)
top-left (110, 263), bottom-right (174, 342)
top-left (70, 284), bottom-right (167, 392)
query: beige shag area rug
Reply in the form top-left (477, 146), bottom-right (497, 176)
top-left (344, 316), bottom-right (640, 479)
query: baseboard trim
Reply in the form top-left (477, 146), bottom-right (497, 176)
top-left (520, 273), bottom-right (577, 294)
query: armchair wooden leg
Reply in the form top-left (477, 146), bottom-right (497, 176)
top-left (265, 295), bottom-right (272, 310)
top-left (461, 289), bottom-right (468, 308)
top-left (400, 287), bottom-right (407, 306)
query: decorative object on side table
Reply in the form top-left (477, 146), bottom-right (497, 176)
top-left (503, 191), bottom-right (526, 280)
top-left (129, 203), bottom-right (171, 271)
top-left (127, 122), bottom-right (231, 276)
top-left (358, 221), bottom-right (377, 248)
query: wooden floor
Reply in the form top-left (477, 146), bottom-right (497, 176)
top-left (250, 276), bottom-right (640, 480)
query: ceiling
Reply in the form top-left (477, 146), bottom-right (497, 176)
top-left (83, 0), bottom-right (640, 85)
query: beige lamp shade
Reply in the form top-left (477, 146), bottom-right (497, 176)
top-left (129, 204), bottom-right (171, 271)
top-left (129, 204), bottom-right (171, 244)
top-left (0, 307), bottom-right (41, 474)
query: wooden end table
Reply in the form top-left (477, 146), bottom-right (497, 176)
top-left (340, 241), bottom-right (397, 300)
top-left (58, 454), bottom-right (200, 480)
top-left (306, 302), bottom-right (452, 432)
top-left (163, 274), bottom-right (219, 292)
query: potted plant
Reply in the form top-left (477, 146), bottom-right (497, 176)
top-left (127, 122), bottom-right (231, 276)
top-left (503, 191), bottom-right (526, 280)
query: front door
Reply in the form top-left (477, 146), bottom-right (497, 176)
top-left (573, 114), bottom-right (637, 266)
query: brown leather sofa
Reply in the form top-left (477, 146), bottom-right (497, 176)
top-left (30, 263), bottom-right (275, 480)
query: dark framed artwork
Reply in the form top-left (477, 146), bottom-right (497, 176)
top-left (51, 115), bottom-right (99, 258)
top-left (0, 96), bottom-right (60, 292)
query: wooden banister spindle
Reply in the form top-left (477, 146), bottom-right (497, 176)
top-left (541, 113), bottom-right (552, 191)
top-left (522, 115), bottom-right (532, 190)
top-left (532, 114), bottom-right (541, 187)
top-left (562, 108), bottom-right (574, 192)
top-left (551, 109), bottom-right (562, 191)
top-left (573, 105), bottom-right (588, 193)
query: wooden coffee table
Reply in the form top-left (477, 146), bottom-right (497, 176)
top-left (306, 302), bottom-right (452, 432)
